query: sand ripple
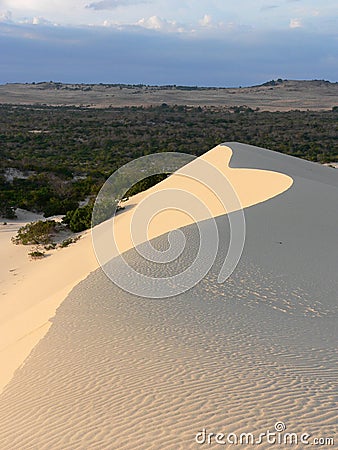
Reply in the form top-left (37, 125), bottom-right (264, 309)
top-left (0, 227), bottom-right (336, 449)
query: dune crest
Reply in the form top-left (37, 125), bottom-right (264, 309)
top-left (0, 138), bottom-right (337, 448)
top-left (0, 143), bottom-right (293, 393)
top-left (96, 144), bottom-right (293, 260)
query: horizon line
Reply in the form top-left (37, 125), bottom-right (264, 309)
top-left (1, 78), bottom-right (338, 90)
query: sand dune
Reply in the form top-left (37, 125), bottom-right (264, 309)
top-left (0, 144), bottom-right (291, 393)
top-left (93, 145), bottom-right (293, 267)
top-left (0, 143), bottom-right (337, 449)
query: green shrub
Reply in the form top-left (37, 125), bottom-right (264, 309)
top-left (124, 174), bottom-right (168, 198)
top-left (0, 200), bottom-right (16, 219)
top-left (63, 205), bottom-right (92, 232)
top-left (44, 243), bottom-right (57, 250)
top-left (12, 220), bottom-right (58, 245)
top-left (28, 250), bottom-right (45, 259)
top-left (59, 235), bottom-right (80, 248)
top-left (91, 199), bottom-right (119, 227)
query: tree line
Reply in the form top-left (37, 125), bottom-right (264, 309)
top-left (0, 104), bottom-right (337, 223)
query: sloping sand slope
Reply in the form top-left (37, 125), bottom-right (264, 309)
top-left (0, 143), bottom-right (337, 449)
top-left (0, 144), bottom-right (291, 393)
top-left (93, 145), bottom-right (293, 265)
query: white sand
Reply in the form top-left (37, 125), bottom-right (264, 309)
top-left (0, 144), bottom-right (293, 393)
top-left (0, 143), bottom-right (337, 449)
top-left (108, 145), bottom-right (293, 260)
top-left (0, 212), bottom-right (98, 392)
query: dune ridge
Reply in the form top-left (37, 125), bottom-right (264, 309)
top-left (0, 142), bottom-right (337, 449)
top-left (0, 144), bottom-right (293, 393)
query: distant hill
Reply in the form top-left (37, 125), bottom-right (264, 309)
top-left (0, 79), bottom-right (337, 111)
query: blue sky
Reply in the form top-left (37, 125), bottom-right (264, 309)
top-left (0, 0), bottom-right (337, 86)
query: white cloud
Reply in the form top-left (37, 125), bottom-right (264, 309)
top-left (32, 16), bottom-right (53, 25)
top-left (18, 15), bottom-right (57, 26)
top-left (0, 9), bottom-right (12, 22)
top-left (289, 18), bottom-right (302, 28)
top-left (137, 16), bottom-right (184, 33)
top-left (199, 14), bottom-right (212, 27)
top-left (1, 0), bottom-right (337, 35)
top-left (86, 0), bottom-right (147, 10)
top-left (196, 15), bottom-right (246, 34)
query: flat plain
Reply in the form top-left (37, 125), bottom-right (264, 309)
top-left (1, 79), bottom-right (337, 111)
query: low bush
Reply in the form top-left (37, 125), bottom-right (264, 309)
top-left (59, 235), bottom-right (81, 248)
top-left (62, 205), bottom-right (93, 232)
top-left (28, 250), bottom-right (45, 259)
top-left (44, 242), bottom-right (57, 250)
top-left (12, 220), bottom-right (58, 245)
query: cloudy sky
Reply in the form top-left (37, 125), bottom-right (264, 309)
top-left (0, 0), bottom-right (337, 86)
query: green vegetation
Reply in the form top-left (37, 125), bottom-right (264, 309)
top-left (1, 104), bottom-right (337, 225)
top-left (62, 204), bottom-right (93, 232)
top-left (28, 249), bottom-right (46, 259)
top-left (12, 218), bottom-right (81, 255)
top-left (0, 197), bottom-right (16, 219)
top-left (12, 220), bottom-right (58, 245)
top-left (59, 235), bottom-right (81, 248)
top-left (124, 174), bottom-right (169, 198)
top-left (44, 243), bottom-right (57, 250)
